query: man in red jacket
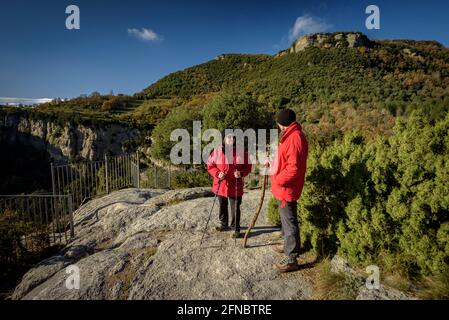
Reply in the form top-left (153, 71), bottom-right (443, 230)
top-left (270, 109), bottom-right (308, 272)
top-left (207, 132), bottom-right (252, 239)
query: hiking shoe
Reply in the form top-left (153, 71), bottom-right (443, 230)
top-left (274, 256), bottom-right (299, 273)
top-left (215, 226), bottom-right (230, 232)
top-left (271, 244), bottom-right (284, 254)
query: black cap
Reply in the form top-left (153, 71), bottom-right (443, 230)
top-left (276, 109), bottom-right (296, 126)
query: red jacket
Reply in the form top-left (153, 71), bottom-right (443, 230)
top-left (270, 122), bottom-right (308, 207)
top-left (207, 146), bottom-right (252, 197)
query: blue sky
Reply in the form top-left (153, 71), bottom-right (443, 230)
top-left (0, 0), bottom-right (448, 100)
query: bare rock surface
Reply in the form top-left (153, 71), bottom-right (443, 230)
top-left (276, 32), bottom-right (373, 57)
top-left (13, 187), bottom-right (314, 300)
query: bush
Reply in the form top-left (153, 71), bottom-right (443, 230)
top-left (203, 93), bottom-right (274, 131)
top-left (142, 165), bottom-right (171, 189)
top-left (171, 169), bottom-right (212, 189)
top-left (0, 209), bottom-right (60, 297)
top-left (150, 105), bottom-right (203, 162)
top-left (267, 197), bottom-right (281, 226)
top-left (298, 112), bottom-right (449, 278)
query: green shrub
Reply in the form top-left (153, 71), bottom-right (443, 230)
top-left (171, 170), bottom-right (212, 189)
top-left (143, 165), bottom-right (171, 189)
top-left (203, 93), bottom-right (274, 131)
top-left (150, 105), bottom-right (202, 162)
top-left (0, 209), bottom-right (61, 298)
top-left (267, 197), bottom-right (281, 226)
top-left (298, 112), bottom-right (449, 278)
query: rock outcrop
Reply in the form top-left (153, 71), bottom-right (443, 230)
top-left (12, 188), bottom-right (314, 300)
top-left (277, 32), bottom-right (373, 57)
top-left (12, 187), bottom-right (415, 300)
top-left (0, 113), bottom-right (139, 162)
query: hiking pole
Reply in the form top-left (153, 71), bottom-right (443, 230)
top-left (233, 151), bottom-right (240, 246)
top-left (234, 171), bottom-right (238, 246)
top-left (200, 179), bottom-right (222, 247)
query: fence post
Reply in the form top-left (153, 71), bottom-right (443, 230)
top-left (136, 152), bottom-right (140, 189)
top-left (154, 165), bottom-right (157, 189)
top-left (51, 163), bottom-right (56, 195)
top-left (68, 194), bottom-right (75, 238)
top-left (104, 154), bottom-right (109, 194)
top-left (168, 165), bottom-right (171, 189)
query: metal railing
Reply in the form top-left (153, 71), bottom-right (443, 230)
top-left (51, 153), bottom-right (140, 209)
top-left (0, 194), bottom-right (74, 255)
top-left (0, 153), bottom-right (139, 259)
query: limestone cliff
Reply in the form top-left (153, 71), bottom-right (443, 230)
top-left (277, 32), bottom-right (374, 57)
top-left (0, 113), bottom-right (140, 162)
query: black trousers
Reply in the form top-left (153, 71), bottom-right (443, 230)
top-left (279, 201), bottom-right (300, 257)
top-left (218, 196), bottom-right (242, 231)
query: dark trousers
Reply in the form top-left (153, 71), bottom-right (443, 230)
top-left (279, 201), bottom-right (300, 257)
top-left (218, 196), bottom-right (242, 231)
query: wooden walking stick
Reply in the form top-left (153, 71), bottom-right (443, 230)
top-left (243, 172), bottom-right (268, 248)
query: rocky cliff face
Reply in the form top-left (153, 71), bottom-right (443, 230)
top-left (0, 113), bottom-right (140, 162)
top-left (277, 32), bottom-right (373, 57)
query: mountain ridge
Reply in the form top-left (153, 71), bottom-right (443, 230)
top-left (137, 31), bottom-right (449, 113)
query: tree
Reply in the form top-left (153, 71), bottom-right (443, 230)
top-left (202, 93), bottom-right (274, 131)
top-left (150, 105), bottom-right (202, 162)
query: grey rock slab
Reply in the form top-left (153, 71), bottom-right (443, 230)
top-left (13, 187), bottom-right (314, 300)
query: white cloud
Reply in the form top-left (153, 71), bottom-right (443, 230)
top-left (288, 15), bottom-right (331, 41)
top-left (128, 28), bottom-right (162, 42)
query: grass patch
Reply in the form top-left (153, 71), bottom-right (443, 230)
top-left (314, 258), bottom-right (360, 300)
top-left (417, 273), bottom-right (449, 300)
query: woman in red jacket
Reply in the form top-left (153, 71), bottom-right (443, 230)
top-left (207, 132), bottom-right (252, 238)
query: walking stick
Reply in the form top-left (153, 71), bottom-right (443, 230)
top-left (242, 174), bottom-right (267, 248)
top-left (200, 179), bottom-right (222, 247)
top-left (243, 147), bottom-right (270, 248)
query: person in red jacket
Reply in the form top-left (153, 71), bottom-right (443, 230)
top-left (207, 131), bottom-right (252, 239)
top-left (269, 109), bottom-right (308, 272)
